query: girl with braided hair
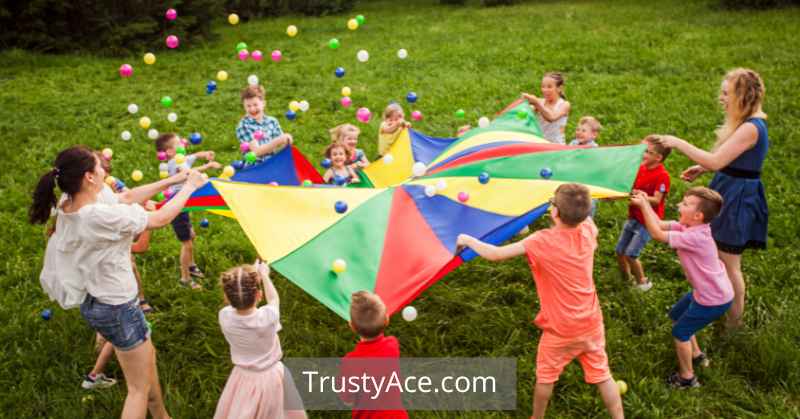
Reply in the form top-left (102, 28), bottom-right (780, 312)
top-left (214, 262), bottom-right (306, 419)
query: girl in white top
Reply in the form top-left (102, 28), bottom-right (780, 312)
top-left (522, 72), bottom-right (572, 144)
top-left (214, 262), bottom-right (306, 419)
top-left (31, 145), bottom-right (207, 419)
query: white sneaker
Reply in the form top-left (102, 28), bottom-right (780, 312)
top-left (635, 281), bottom-right (653, 292)
top-left (82, 373), bottom-right (117, 390)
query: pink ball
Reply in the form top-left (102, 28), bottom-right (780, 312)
top-left (251, 50), bottom-right (263, 61)
top-left (164, 188), bottom-right (174, 199)
top-left (157, 151), bottom-right (167, 161)
top-left (240, 142), bottom-right (250, 153)
top-left (165, 8), bottom-right (177, 21)
top-left (340, 96), bottom-right (352, 107)
top-left (411, 110), bottom-right (423, 121)
top-left (253, 130), bottom-right (264, 140)
top-left (181, 138), bottom-right (189, 146)
top-left (269, 181), bottom-right (279, 186)
top-left (238, 49), bottom-right (249, 61)
top-left (356, 107), bottom-right (371, 123)
top-left (271, 50), bottom-right (282, 62)
top-left (166, 35), bottom-right (179, 49)
top-left (119, 64), bottom-right (133, 78)
top-left (458, 192), bottom-right (469, 203)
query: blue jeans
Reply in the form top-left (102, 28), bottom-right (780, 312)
top-left (80, 295), bottom-right (150, 351)
top-left (615, 219), bottom-right (651, 258)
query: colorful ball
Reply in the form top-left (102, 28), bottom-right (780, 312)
top-left (148, 129), bottom-right (159, 140)
top-left (159, 170), bottom-right (168, 179)
top-left (251, 50), bottom-right (263, 61)
top-left (157, 151), bottom-right (167, 161)
top-left (289, 101), bottom-right (301, 112)
top-left (190, 132), bottom-right (202, 145)
top-left (617, 380), bottom-right (628, 395)
top-left (156, 191), bottom-right (165, 201)
top-left (285, 110), bottom-right (297, 121)
top-left (356, 49), bottom-right (369, 62)
top-left (165, 8), bottom-right (177, 20)
top-left (329, 38), bottom-right (340, 50)
top-left (232, 160), bottom-right (245, 170)
top-left (217, 70), bottom-right (228, 81)
top-left (478, 172), bottom-right (490, 184)
top-left (540, 167), bottom-right (553, 179)
top-left (131, 170), bottom-right (143, 182)
top-left (334, 201), bottom-right (348, 214)
top-left (104, 176), bottom-right (116, 186)
top-left (166, 35), bottom-right (179, 49)
top-left (457, 191), bottom-right (469, 203)
top-left (287, 25), bottom-right (298, 37)
top-left (302, 179), bottom-right (312, 187)
top-left (200, 218), bottom-right (210, 228)
top-left (222, 166), bottom-right (235, 178)
top-left (102, 148), bottom-right (113, 160)
top-left (253, 130), bottom-right (264, 140)
top-left (175, 153), bottom-right (186, 164)
top-left (238, 49), bottom-right (249, 61)
top-left (228, 13), bottom-right (239, 25)
top-left (247, 74), bottom-right (259, 86)
top-left (455, 109), bottom-right (466, 119)
top-left (424, 185), bottom-right (436, 197)
top-left (143, 52), bottom-right (156, 65)
top-left (347, 19), bottom-right (359, 30)
top-left (406, 92), bottom-right (418, 103)
top-left (41, 309), bottom-right (52, 320)
top-left (120, 130), bottom-right (132, 141)
top-left (240, 142), bottom-right (250, 154)
top-left (401, 306), bottom-right (417, 322)
top-left (356, 107), bottom-right (371, 123)
top-left (332, 259), bottom-right (347, 274)
top-left (206, 81), bottom-right (217, 92)
top-left (382, 154), bottom-right (394, 164)
top-left (411, 162), bottom-right (426, 177)
top-left (341, 86), bottom-right (352, 97)
top-left (397, 48), bottom-right (408, 59)
top-left (321, 158), bottom-right (332, 169)
top-left (245, 151), bottom-right (257, 164)
top-left (334, 67), bottom-right (345, 78)
top-left (161, 96), bottom-right (173, 108)
top-left (436, 179), bottom-right (447, 191)
top-left (356, 14), bottom-right (365, 25)
top-left (236, 42), bottom-right (248, 52)
top-left (127, 103), bottom-right (138, 114)
top-left (516, 110), bottom-right (527, 120)
top-left (478, 116), bottom-right (490, 128)
top-left (340, 96), bottom-right (352, 107)
top-left (298, 100), bottom-right (310, 112)
top-left (167, 112), bottom-right (178, 122)
top-left (411, 110), bottom-right (423, 121)
top-left (119, 64), bottom-right (133, 78)
top-left (139, 116), bottom-right (151, 129)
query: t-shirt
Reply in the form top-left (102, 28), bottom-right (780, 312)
top-left (522, 219), bottom-right (604, 338)
top-left (378, 125), bottom-right (403, 156)
top-left (41, 202), bottom-right (148, 307)
top-left (236, 115), bottom-right (284, 163)
top-left (569, 139), bottom-right (598, 147)
top-left (218, 305), bottom-right (282, 371)
top-left (628, 163), bottom-right (670, 225)
top-left (167, 154), bottom-right (198, 194)
top-left (668, 222), bottom-right (734, 306)
top-left (340, 335), bottom-right (408, 418)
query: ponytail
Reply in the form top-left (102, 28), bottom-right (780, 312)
top-left (29, 170), bottom-right (59, 224)
top-left (29, 146), bottom-right (98, 225)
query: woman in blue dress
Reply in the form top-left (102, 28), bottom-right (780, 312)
top-left (657, 68), bottom-right (768, 328)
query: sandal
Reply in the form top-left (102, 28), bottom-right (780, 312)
top-left (139, 299), bottom-right (154, 314)
top-left (179, 278), bottom-right (202, 290)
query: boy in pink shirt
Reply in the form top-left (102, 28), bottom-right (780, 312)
top-left (458, 184), bottom-right (623, 419)
top-left (631, 186), bottom-right (733, 389)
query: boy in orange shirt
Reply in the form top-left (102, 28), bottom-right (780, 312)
top-left (457, 184), bottom-right (623, 419)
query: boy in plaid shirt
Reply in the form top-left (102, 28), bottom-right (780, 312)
top-left (235, 85), bottom-right (293, 164)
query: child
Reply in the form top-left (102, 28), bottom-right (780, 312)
top-left (522, 72), bottom-right (571, 144)
top-left (214, 262), bottom-right (306, 419)
top-left (155, 133), bottom-right (221, 288)
top-left (340, 291), bottom-right (408, 418)
top-left (615, 135), bottom-right (671, 291)
top-left (457, 184), bottom-right (623, 419)
top-left (331, 123), bottom-right (369, 169)
top-left (236, 85), bottom-right (294, 163)
top-left (569, 116), bottom-right (602, 147)
top-left (631, 187), bottom-right (733, 389)
top-left (323, 143), bottom-right (359, 186)
top-left (378, 103), bottom-right (411, 156)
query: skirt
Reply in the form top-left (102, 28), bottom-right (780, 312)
top-left (214, 362), bottom-right (303, 419)
top-left (709, 171), bottom-right (768, 253)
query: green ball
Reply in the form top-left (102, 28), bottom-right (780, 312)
top-left (328, 38), bottom-right (340, 50)
top-left (455, 109), bottom-right (466, 119)
top-left (156, 192), bottom-right (165, 201)
top-left (245, 151), bottom-right (257, 164)
top-left (161, 96), bottom-right (173, 108)
top-left (356, 15), bottom-right (365, 25)
top-left (516, 110), bottom-right (527, 120)
top-left (176, 146), bottom-right (186, 155)
top-left (302, 179), bottom-right (313, 187)
top-left (236, 42), bottom-right (248, 52)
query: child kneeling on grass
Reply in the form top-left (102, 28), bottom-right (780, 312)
top-left (631, 187), bottom-right (733, 389)
top-left (457, 184), bottom-right (623, 419)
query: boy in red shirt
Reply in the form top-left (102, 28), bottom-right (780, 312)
top-left (457, 184), bottom-right (623, 419)
top-left (615, 135), bottom-right (671, 291)
top-left (340, 291), bottom-right (409, 418)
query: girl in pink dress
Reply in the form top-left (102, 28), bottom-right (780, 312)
top-left (214, 262), bottom-right (306, 419)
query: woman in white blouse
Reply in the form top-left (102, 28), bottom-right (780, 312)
top-left (30, 146), bottom-right (207, 419)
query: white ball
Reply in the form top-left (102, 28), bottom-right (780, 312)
top-left (436, 179), bottom-right (447, 191)
top-left (247, 74), bottom-right (259, 86)
top-left (127, 103), bottom-right (139, 114)
top-left (120, 130), bottom-right (132, 141)
top-left (159, 163), bottom-right (168, 172)
top-left (401, 306), bottom-right (417, 322)
top-left (382, 154), bottom-right (394, 164)
top-left (424, 185), bottom-right (436, 197)
top-left (411, 162), bottom-right (427, 177)
top-left (478, 116), bottom-right (490, 128)
top-left (299, 100), bottom-right (310, 112)
top-left (167, 112), bottom-right (178, 122)
top-left (397, 48), bottom-right (408, 59)
top-left (357, 50), bottom-right (369, 62)
top-left (148, 128), bottom-right (159, 139)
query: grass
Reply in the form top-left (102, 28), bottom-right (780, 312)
top-left (1, 0), bottom-right (799, 417)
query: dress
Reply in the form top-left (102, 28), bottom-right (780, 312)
top-left (536, 98), bottom-right (567, 144)
top-left (708, 117), bottom-right (769, 252)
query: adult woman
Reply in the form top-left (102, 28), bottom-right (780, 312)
top-left (657, 68), bottom-right (768, 328)
top-left (30, 146), bottom-right (207, 418)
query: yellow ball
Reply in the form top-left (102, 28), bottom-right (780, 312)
top-left (616, 380), bottom-right (628, 395)
top-left (228, 13), bottom-right (239, 25)
top-left (175, 154), bottom-right (186, 164)
top-left (217, 70), bottom-right (228, 81)
top-left (332, 259), bottom-right (347, 274)
top-left (101, 148), bottom-right (113, 160)
top-left (289, 101), bottom-right (301, 112)
top-left (131, 170), bottom-right (143, 182)
top-left (341, 86), bottom-right (352, 97)
top-left (223, 165), bottom-right (235, 178)
top-left (143, 53), bottom-right (156, 65)
top-left (347, 19), bottom-right (359, 30)
top-left (159, 170), bottom-right (169, 179)
top-left (105, 176), bottom-right (116, 186)
top-left (287, 25), bottom-right (298, 37)
top-left (139, 116), bottom-right (151, 129)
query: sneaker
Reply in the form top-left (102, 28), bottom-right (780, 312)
top-left (667, 372), bottom-right (700, 389)
top-left (179, 278), bottom-right (202, 290)
top-left (82, 373), bottom-right (117, 390)
top-left (693, 353), bottom-right (710, 368)
top-left (635, 280), bottom-right (653, 292)
top-left (188, 265), bottom-right (205, 278)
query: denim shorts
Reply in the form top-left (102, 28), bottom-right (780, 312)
top-left (615, 219), bottom-right (652, 258)
top-left (171, 212), bottom-right (193, 242)
top-left (80, 295), bottom-right (150, 351)
top-left (669, 292), bottom-right (732, 342)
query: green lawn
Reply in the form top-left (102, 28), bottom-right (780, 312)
top-left (1, 0), bottom-right (799, 417)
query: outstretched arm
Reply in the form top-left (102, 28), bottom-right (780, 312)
top-left (630, 192), bottom-right (669, 243)
top-left (117, 172), bottom-right (188, 205)
top-left (456, 234), bottom-right (526, 261)
top-left (658, 122), bottom-right (758, 171)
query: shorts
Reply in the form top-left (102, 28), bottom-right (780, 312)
top-left (171, 212), bottom-right (194, 242)
top-left (669, 292), bottom-right (732, 342)
top-left (536, 325), bottom-right (611, 384)
top-left (615, 219), bottom-right (651, 258)
top-left (80, 295), bottom-right (150, 351)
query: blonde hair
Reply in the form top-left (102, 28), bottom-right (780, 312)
top-left (578, 116), bottom-right (602, 133)
top-left (220, 264), bottom-right (262, 310)
top-left (715, 68), bottom-right (765, 150)
top-left (350, 291), bottom-right (387, 339)
top-left (383, 103), bottom-right (404, 120)
top-left (329, 123), bottom-right (360, 144)
top-left (241, 85), bottom-right (265, 102)
top-left (543, 71), bottom-right (566, 99)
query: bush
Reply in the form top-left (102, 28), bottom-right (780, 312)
top-left (482, 0), bottom-right (518, 5)
top-left (440, 0), bottom-right (467, 5)
top-left (287, 0), bottom-right (355, 16)
top-left (719, 0), bottom-right (799, 8)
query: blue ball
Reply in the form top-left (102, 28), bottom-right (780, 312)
top-left (335, 67), bottom-right (345, 78)
top-left (478, 172), bottom-right (490, 184)
top-left (539, 167), bottom-right (553, 179)
top-left (321, 158), bottom-right (332, 169)
top-left (334, 200), bottom-right (348, 214)
top-left (232, 160), bottom-right (245, 170)
top-left (285, 110), bottom-right (297, 121)
top-left (207, 81), bottom-right (217, 90)
top-left (189, 132), bottom-right (202, 145)
top-left (41, 309), bottom-right (52, 320)
top-left (200, 218), bottom-right (210, 228)
top-left (115, 180), bottom-right (126, 190)
top-left (406, 92), bottom-right (418, 103)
